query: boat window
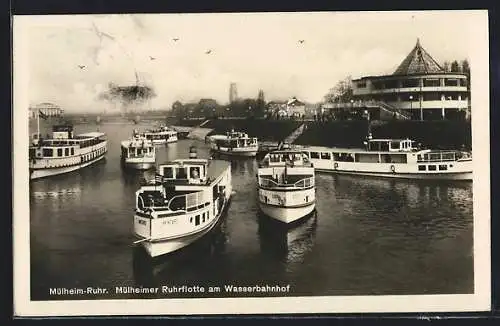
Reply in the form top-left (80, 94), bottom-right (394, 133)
top-left (380, 142), bottom-right (389, 151)
top-left (418, 165), bottom-right (426, 171)
top-left (163, 167), bottom-right (174, 179)
top-left (310, 152), bottom-right (320, 159)
top-left (270, 154), bottom-right (280, 163)
top-left (177, 167), bottom-right (188, 179)
top-left (65, 148), bottom-right (69, 156)
top-left (390, 141), bottom-right (400, 150)
top-left (417, 154), bottom-right (422, 161)
top-left (195, 215), bottom-right (200, 226)
top-left (202, 212), bottom-right (206, 222)
top-left (320, 152), bottom-right (331, 160)
top-left (190, 167), bottom-right (200, 179)
top-left (428, 165), bottom-right (437, 171)
top-left (57, 148), bottom-right (63, 157)
top-left (42, 148), bottom-right (52, 157)
top-left (439, 164), bottom-right (448, 171)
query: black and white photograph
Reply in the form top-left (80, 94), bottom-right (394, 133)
top-left (13, 10), bottom-right (490, 316)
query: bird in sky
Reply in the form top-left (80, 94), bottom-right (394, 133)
top-left (173, 37), bottom-right (179, 42)
top-left (149, 56), bottom-right (156, 60)
top-left (205, 50), bottom-right (212, 54)
top-left (298, 40), bottom-right (305, 44)
top-left (77, 65), bottom-right (86, 69)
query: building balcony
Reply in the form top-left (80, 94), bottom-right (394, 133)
top-left (353, 85), bottom-right (468, 96)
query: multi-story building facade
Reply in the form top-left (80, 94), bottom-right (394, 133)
top-left (352, 39), bottom-right (470, 120)
top-left (29, 102), bottom-right (64, 119)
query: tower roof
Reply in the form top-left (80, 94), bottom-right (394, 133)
top-left (393, 39), bottom-right (444, 75)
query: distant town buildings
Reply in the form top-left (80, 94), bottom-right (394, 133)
top-left (286, 97), bottom-right (306, 117)
top-left (351, 39), bottom-right (470, 120)
top-left (29, 102), bottom-right (64, 119)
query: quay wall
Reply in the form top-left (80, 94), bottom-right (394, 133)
top-left (176, 118), bottom-right (302, 142)
top-left (294, 120), bottom-right (472, 150)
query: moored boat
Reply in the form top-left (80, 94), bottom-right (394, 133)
top-left (143, 125), bottom-right (178, 145)
top-left (257, 149), bottom-right (316, 224)
top-left (120, 133), bottom-right (156, 170)
top-left (207, 130), bottom-right (258, 157)
top-left (301, 135), bottom-right (472, 180)
top-left (29, 124), bottom-right (108, 180)
top-left (133, 148), bottom-right (232, 257)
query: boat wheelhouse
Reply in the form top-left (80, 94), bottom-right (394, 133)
top-left (257, 150), bottom-right (316, 223)
top-left (208, 130), bottom-right (259, 157)
top-left (142, 126), bottom-right (178, 145)
top-left (29, 124), bottom-right (108, 180)
top-left (302, 136), bottom-right (472, 180)
top-left (120, 134), bottom-right (156, 170)
top-left (133, 151), bottom-right (232, 257)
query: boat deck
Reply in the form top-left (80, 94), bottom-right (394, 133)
top-left (260, 173), bottom-right (312, 184)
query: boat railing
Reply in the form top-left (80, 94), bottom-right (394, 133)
top-left (166, 191), bottom-right (208, 212)
top-left (259, 176), bottom-right (314, 189)
top-left (416, 150), bottom-right (472, 163)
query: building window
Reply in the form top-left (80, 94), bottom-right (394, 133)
top-left (402, 79), bottom-right (419, 88)
top-left (423, 79), bottom-right (440, 87)
top-left (357, 81), bottom-right (366, 88)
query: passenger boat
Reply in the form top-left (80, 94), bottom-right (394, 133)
top-left (207, 130), bottom-right (258, 157)
top-left (120, 133), bottom-right (156, 170)
top-left (29, 124), bottom-right (107, 180)
top-left (142, 125), bottom-right (178, 145)
top-left (257, 150), bottom-right (316, 223)
top-left (301, 135), bottom-right (472, 180)
top-left (133, 148), bottom-right (232, 257)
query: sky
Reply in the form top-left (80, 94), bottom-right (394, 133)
top-left (14, 10), bottom-right (487, 113)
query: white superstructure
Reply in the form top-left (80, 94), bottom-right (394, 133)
top-left (207, 130), bottom-right (258, 157)
top-left (257, 150), bottom-right (316, 223)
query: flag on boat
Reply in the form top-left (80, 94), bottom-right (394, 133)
top-left (155, 173), bottom-right (163, 183)
top-left (38, 110), bottom-right (48, 120)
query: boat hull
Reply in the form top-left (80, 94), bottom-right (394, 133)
top-left (30, 154), bottom-right (105, 180)
top-left (139, 197), bottom-right (230, 257)
top-left (258, 201), bottom-right (315, 224)
top-left (212, 148), bottom-right (258, 157)
top-left (315, 168), bottom-right (472, 181)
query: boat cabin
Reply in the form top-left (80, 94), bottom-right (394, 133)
top-left (261, 150), bottom-right (311, 167)
top-left (158, 159), bottom-right (209, 185)
top-left (364, 138), bottom-right (418, 152)
top-left (121, 138), bottom-right (154, 158)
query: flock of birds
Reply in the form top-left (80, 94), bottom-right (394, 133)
top-left (77, 24), bottom-right (306, 71)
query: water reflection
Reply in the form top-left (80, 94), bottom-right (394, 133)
top-left (258, 211), bottom-right (318, 268)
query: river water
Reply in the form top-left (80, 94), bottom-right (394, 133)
top-left (29, 122), bottom-right (474, 300)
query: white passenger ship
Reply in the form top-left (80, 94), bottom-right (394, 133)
top-left (301, 135), bottom-right (472, 180)
top-left (29, 124), bottom-right (108, 180)
top-left (207, 130), bottom-right (258, 157)
top-left (133, 149), bottom-right (232, 257)
top-left (120, 134), bottom-right (156, 170)
top-left (257, 150), bottom-right (316, 224)
top-left (143, 125), bottom-right (178, 145)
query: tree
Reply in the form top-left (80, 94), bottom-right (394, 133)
top-left (442, 61), bottom-right (450, 72)
top-left (323, 76), bottom-right (353, 103)
top-left (450, 60), bottom-right (461, 73)
top-left (461, 59), bottom-right (470, 76)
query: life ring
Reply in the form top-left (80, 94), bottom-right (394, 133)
top-left (334, 162), bottom-right (339, 170)
top-left (390, 165), bottom-right (396, 173)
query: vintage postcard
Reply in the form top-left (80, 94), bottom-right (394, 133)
top-left (13, 10), bottom-right (491, 316)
